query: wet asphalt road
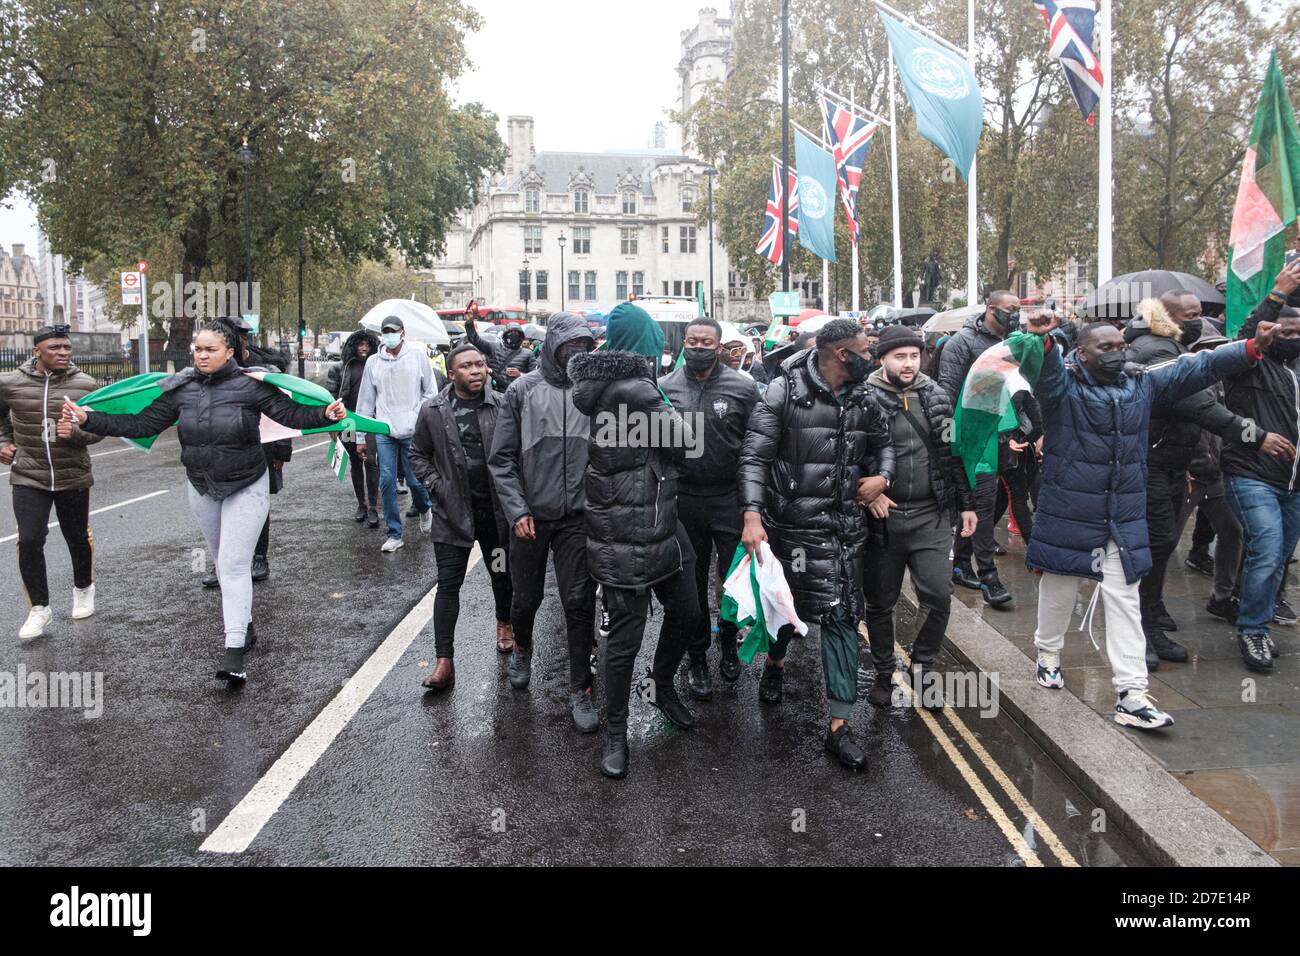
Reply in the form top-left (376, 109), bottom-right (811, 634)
top-left (0, 433), bottom-right (1145, 866)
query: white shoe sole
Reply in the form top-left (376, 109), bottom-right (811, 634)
top-left (71, 606), bottom-right (94, 620)
top-left (1036, 673), bottom-right (1065, 690)
top-left (1113, 711), bottom-right (1174, 730)
top-left (381, 540), bottom-right (404, 553)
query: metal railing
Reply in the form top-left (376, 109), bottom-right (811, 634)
top-left (0, 349), bottom-right (170, 384)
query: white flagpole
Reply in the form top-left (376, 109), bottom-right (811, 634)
top-left (1098, 0), bottom-right (1113, 285)
top-left (851, 82), bottom-right (861, 313)
top-left (966, 0), bottom-right (978, 307)
top-left (889, 49), bottom-right (903, 309)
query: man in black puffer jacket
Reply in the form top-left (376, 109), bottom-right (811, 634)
top-left (466, 317), bottom-right (537, 392)
top-left (1124, 293), bottom-right (1257, 665)
top-left (739, 319), bottom-right (895, 771)
top-left (569, 301), bottom-right (699, 780)
top-left (860, 326), bottom-right (977, 708)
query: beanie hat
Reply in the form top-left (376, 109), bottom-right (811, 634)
top-left (874, 324), bottom-right (924, 358)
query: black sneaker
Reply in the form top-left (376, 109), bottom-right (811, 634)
top-left (646, 680), bottom-right (695, 730)
top-left (569, 688), bottom-right (600, 734)
top-left (1183, 551), bottom-right (1215, 576)
top-left (993, 540), bottom-right (1008, 556)
top-left (1273, 598), bottom-right (1297, 626)
top-left (201, 572), bottom-right (219, 589)
top-left (952, 563), bottom-right (981, 591)
top-left (1153, 603), bottom-right (1178, 633)
top-left (867, 671), bottom-right (895, 707)
top-left (1268, 635), bottom-right (1278, 658)
top-left (981, 577), bottom-right (1012, 608)
top-left (366, 509), bottom-right (379, 528)
top-left (824, 724), bottom-right (867, 771)
top-left (1205, 595), bottom-right (1239, 623)
top-left (217, 647), bottom-right (246, 683)
top-left (251, 555), bottom-right (269, 582)
top-left (405, 504), bottom-right (419, 518)
top-left (686, 658), bottom-right (713, 700)
top-left (600, 732), bottom-right (629, 779)
top-left (397, 480), bottom-right (408, 496)
top-left (1237, 631), bottom-right (1274, 672)
top-left (353, 502), bottom-right (368, 522)
top-left (1144, 640), bottom-right (1160, 672)
top-left (1146, 626), bottom-right (1188, 663)
top-left (507, 646), bottom-right (533, 689)
top-left (598, 604), bottom-right (611, 639)
top-left (758, 664), bottom-right (784, 705)
top-left (909, 661), bottom-right (945, 710)
top-left (718, 637), bottom-right (741, 683)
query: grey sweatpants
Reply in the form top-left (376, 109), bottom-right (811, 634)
top-left (188, 471), bottom-right (271, 649)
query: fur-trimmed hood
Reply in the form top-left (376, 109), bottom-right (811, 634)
top-left (568, 349), bottom-right (659, 419)
top-left (567, 349), bottom-right (653, 383)
top-left (1126, 297), bottom-right (1182, 341)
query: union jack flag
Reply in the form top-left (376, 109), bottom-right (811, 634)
top-left (819, 94), bottom-right (877, 244)
top-left (756, 160), bottom-right (799, 266)
top-left (1034, 1), bottom-right (1105, 126)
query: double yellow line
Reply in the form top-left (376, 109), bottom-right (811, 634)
top-left (859, 623), bottom-right (1079, 867)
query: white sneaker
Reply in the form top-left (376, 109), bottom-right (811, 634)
top-left (1114, 690), bottom-right (1174, 730)
top-left (72, 584), bottom-right (95, 620)
top-left (381, 537), bottom-right (404, 554)
top-left (20, 605), bottom-right (53, 641)
top-left (1036, 651), bottom-right (1064, 689)
top-left (419, 509), bottom-right (432, 534)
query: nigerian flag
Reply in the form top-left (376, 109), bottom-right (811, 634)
top-left (1226, 53), bottom-right (1300, 337)
top-left (951, 332), bottom-right (1045, 489)
top-left (79, 369), bottom-right (390, 451)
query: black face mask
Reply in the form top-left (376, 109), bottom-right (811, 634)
top-left (1180, 323), bottom-right (1201, 347)
top-left (1269, 338), bottom-right (1300, 362)
top-left (503, 332), bottom-right (524, 350)
top-left (553, 342), bottom-right (590, 381)
top-left (991, 308), bottom-right (1020, 334)
top-left (1088, 350), bottom-right (1127, 384)
top-left (683, 347), bottom-right (718, 375)
top-left (843, 350), bottom-right (873, 384)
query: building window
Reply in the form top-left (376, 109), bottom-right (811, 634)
top-left (573, 189), bottom-right (590, 214)
top-left (568, 271), bottom-right (581, 302)
top-left (661, 226), bottom-right (670, 253)
top-left (622, 191), bottom-right (637, 214)
top-left (536, 270), bottom-right (548, 301)
top-left (524, 226), bottom-right (543, 255)
top-left (525, 188), bottom-right (540, 213)
top-left (673, 280), bottom-right (684, 297)
top-left (573, 227), bottom-right (591, 255)
top-left (584, 271), bottom-right (597, 300)
top-left (632, 271), bottom-right (645, 296)
top-left (662, 281), bottom-right (669, 295)
top-left (616, 271), bottom-right (629, 300)
top-left (681, 188), bottom-right (695, 213)
top-left (679, 226), bottom-right (697, 253)
top-left (519, 271), bottom-right (531, 301)
top-left (620, 227), bottom-right (638, 255)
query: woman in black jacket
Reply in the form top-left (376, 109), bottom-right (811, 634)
top-left (64, 322), bottom-right (346, 683)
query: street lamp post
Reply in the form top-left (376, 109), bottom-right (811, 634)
top-left (558, 232), bottom-right (567, 312)
top-left (521, 257), bottom-right (531, 321)
top-left (236, 138), bottom-right (254, 301)
top-left (706, 168), bottom-right (716, 318)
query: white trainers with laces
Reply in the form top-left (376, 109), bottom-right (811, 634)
top-left (381, 537), bottom-right (404, 554)
top-left (72, 584), bottom-right (95, 620)
top-left (1035, 651), bottom-right (1064, 689)
top-left (1114, 689), bottom-right (1174, 730)
top-left (20, 605), bottom-right (53, 641)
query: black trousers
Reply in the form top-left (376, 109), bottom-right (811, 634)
top-left (1139, 465), bottom-right (1188, 623)
top-left (432, 501), bottom-right (513, 659)
top-left (1190, 505), bottom-right (1216, 555)
top-left (13, 486), bottom-right (94, 608)
top-left (602, 530), bottom-right (699, 735)
top-left (345, 436), bottom-right (379, 509)
top-left (993, 462), bottom-right (1035, 544)
top-left (677, 487), bottom-right (742, 661)
top-left (863, 502), bottom-right (954, 673)
top-left (509, 513), bottom-right (597, 692)
top-left (953, 471), bottom-right (1000, 579)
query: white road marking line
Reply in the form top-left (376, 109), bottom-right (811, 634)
top-left (200, 549), bottom-right (481, 854)
top-left (0, 489), bottom-right (170, 544)
top-left (296, 440), bottom-right (330, 452)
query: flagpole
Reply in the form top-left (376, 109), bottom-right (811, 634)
top-left (1098, 0), bottom-right (1113, 285)
top-left (966, 0), bottom-right (978, 307)
top-left (780, 0), bottom-right (790, 293)
top-left (851, 81), bottom-right (861, 313)
top-left (889, 47), bottom-right (903, 309)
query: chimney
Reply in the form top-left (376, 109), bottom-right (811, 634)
top-left (506, 116), bottom-right (535, 177)
top-left (11, 244), bottom-right (24, 258)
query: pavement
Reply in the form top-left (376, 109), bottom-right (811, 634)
top-left (954, 528), bottom-right (1299, 866)
top-left (0, 427), bottom-right (1147, 866)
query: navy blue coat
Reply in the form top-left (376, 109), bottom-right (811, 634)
top-left (1027, 339), bottom-right (1256, 584)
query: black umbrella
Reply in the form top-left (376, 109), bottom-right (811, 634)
top-left (1080, 270), bottom-right (1225, 321)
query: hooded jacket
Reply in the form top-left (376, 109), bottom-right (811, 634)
top-left (862, 367), bottom-right (972, 517)
top-left (82, 358), bottom-right (332, 500)
top-left (466, 323), bottom-right (538, 391)
top-left (738, 347), bottom-right (895, 620)
top-left (329, 329), bottom-right (381, 411)
top-left (570, 349), bottom-right (689, 587)
top-left (488, 312), bottom-right (594, 524)
top-left (935, 311), bottom-right (1006, 403)
top-left (1221, 294), bottom-right (1299, 490)
top-left (356, 339), bottom-right (435, 440)
top-left (1124, 298), bottom-right (1249, 471)
top-left (0, 359), bottom-right (103, 491)
top-left (660, 358), bottom-right (760, 493)
top-left (409, 383), bottom-right (508, 547)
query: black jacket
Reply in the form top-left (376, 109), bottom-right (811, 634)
top-left (408, 384), bottom-right (508, 548)
top-left (862, 368), bottom-right (973, 518)
top-left (738, 348), bottom-right (894, 620)
top-left (659, 359), bottom-right (760, 493)
top-left (570, 349), bottom-right (689, 589)
top-left (82, 359), bottom-right (331, 500)
top-left (467, 323), bottom-right (538, 391)
top-left (935, 312), bottom-right (1004, 403)
top-left (1222, 295), bottom-right (1296, 490)
top-left (1124, 306), bottom-right (1249, 471)
top-left (329, 329), bottom-right (381, 412)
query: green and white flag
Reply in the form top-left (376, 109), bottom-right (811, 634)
top-left (951, 331), bottom-right (1045, 489)
top-left (720, 542), bottom-right (807, 664)
top-left (327, 436), bottom-right (348, 481)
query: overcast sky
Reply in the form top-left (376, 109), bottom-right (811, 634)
top-left (0, 1), bottom-right (726, 259)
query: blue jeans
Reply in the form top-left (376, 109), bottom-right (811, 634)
top-left (1225, 476), bottom-right (1300, 635)
top-left (376, 434), bottom-right (430, 540)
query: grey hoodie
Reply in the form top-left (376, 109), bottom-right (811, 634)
top-left (356, 340), bottom-right (435, 440)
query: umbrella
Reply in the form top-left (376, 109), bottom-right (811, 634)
top-left (358, 298), bottom-right (451, 346)
top-left (922, 305), bottom-right (980, 337)
top-left (1080, 270), bottom-right (1225, 321)
top-left (893, 307), bottom-right (936, 328)
top-left (523, 323), bottom-right (547, 340)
